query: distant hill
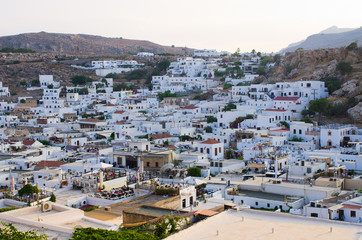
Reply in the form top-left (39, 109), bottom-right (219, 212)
top-left (0, 32), bottom-right (192, 56)
top-left (280, 26), bottom-right (362, 53)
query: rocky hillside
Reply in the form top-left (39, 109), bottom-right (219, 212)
top-left (258, 47), bottom-right (362, 123)
top-left (280, 26), bottom-right (362, 53)
top-left (0, 32), bottom-right (193, 56)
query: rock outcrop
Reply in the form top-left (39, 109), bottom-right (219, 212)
top-left (347, 102), bottom-right (362, 123)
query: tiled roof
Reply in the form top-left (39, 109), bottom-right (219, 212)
top-left (273, 97), bottom-right (300, 101)
top-left (194, 209), bottom-right (218, 217)
top-left (201, 139), bottom-right (221, 144)
top-left (180, 106), bottom-right (198, 110)
top-left (165, 145), bottom-right (177, 150)
top-left (114, 110), bottom-right (126, 114)
top-left (34, 160), bottom-right (67, 169)
top-left (81, 119), bottom-right (103, 122)
top-left (22, 140), bottom-right (35, 146)
top-left (264, 109), bottom-right (287, 112)
top-left (150, 133), bottom-right (172, 139)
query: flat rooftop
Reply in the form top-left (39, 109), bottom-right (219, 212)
top-left (234, 189), bottom-right (302, 203)
top-left (167, 209), bottom-right (362, 240)
top-left (242, 177), bottom-right (337, 192)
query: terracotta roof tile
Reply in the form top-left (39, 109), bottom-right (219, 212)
top-left (150, 133), bottom-right (172, 139)
top-left (273, 97), bottom-right (300, 101)
top-left (201, 139), bottom-right (221, 144)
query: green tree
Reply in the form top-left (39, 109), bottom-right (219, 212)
top-left (157, 59), bottom-right (171, 71)
top-left (71, 227), bottom-right (155, 240)
top-left (50, 193), bottom-right (56, 202)
top-left (346, 42), bottom-right (358, 50)
top-left (308, 98), bottom-right (331, 117)
top-left (31, 79), bottom-right (40, 87)
top-left (273, 54), bottom-right (281, 64)
top-left (71, 75), bottom-right (91, 86)
top-left (279, 121), bottom-right (290, 129)
top-left (336, 61), bottom-right (352, 75)
top-left (256, 67), bottom-right (266, 76)
top-left (105, 73), bottom-right (121, 79)
top-left (18, 184), bottom-right (39, 203)
top-left (222, 103), bottom-right (236, 112)
top-left (206, 116), bottom-right (217, 123)
top-left (126, 69), bottom-right (148, 80)
top-left (322, 77), bottom-right (341, 94)
top-left (20, 99), bottom-right (26, 104)
top-left (187, 167), bottom-right (201, 177)
top-left (158, 90), bottom-right (177, 101)
top-left (223, 83), bottom-right (233, 89)
top-left (20, 81), bottom-right (27, 87)
top-left (204, 126), bottom-right (213, 133)
top-left (225, 149), bottom-right (233, 159)
top-left (0, 222), bottom-right (47, 240)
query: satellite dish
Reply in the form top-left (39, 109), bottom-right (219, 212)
top-left (160, 163), bottom-right (174, 173)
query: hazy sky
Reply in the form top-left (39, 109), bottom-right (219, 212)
top-left (1, 0), bottom-right (361, 53)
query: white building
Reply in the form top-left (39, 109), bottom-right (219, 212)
top-left (198, 139), bottom-right (224, 160)
top-left (0, 82), bottom-right (10, 97)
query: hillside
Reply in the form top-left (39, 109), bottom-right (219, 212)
top-left (280, 26), bottom-right (362, 53)
top-left (0, 32), bottom-right (193, 56)
top-left (258, 47), bottom-right (362, 123)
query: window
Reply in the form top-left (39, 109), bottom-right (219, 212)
top-left (351, 211), bottom-right (356, 217)
top-left (207, 148), bottom-right (210, 154)
top-left (146, 162), bottom-right (150, 167)
top-left (215, 148), bottom-right (217, 156)
top-left (200, 148), bottom-right (203, 153)
top-left (299, 130), bottom-right (302, 134)
top-left (219, 147), bottom-right (221, 153)
top-left (328, 131), bottom-right (332, 136)
top-left (267, 203), bottom-right (270, 208)
top-left (311, 213), bottom-right (318, 217)
top-left (255, 202), bottom-right (258, 206)
top-left (241, 200), bottom-right (244, 204)
top-left (155, 162), bottom-right (159, 167)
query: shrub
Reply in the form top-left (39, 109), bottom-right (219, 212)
top-left (50, 193), bottom-right (56, 202)
top-left (83, 206), bottom-right (98, 212)
top-left (337, 61), bottom-right (352, 74)
top-left (187, 167), bottom-right (201, 177)
top-left (301, 118), bottom-right (314, 124)
top-left (206, 116), bottom-right (217, 123)
top-left (20, 81), bottom-right (27, 87)
top-left (223, 83), bottom-right (233, 89)
top-left (72, 227), bottom-right (156, 240)
top-left (71, 75), bottom-right (92, 86)
top-left (204, 126), bottom-right (213, 133)
top-left (154, 188), bottom-right (178, 196)
top-left (322, 77), bottom-right (341, 94)
top-left (126, 69), bottom-right (148, 80)
top-left (346, 42), bottom-right (358, 50)
top-left (290, 135), bottom-right (303, 142)
top-left (279, 121), bottom-right (290, 129)
top-left (222, 103), bottom-right (236, 112)
top-left (0, 222), bottom-right (46, 239)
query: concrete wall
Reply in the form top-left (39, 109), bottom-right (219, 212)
top-left (102, 176), bottom-right (128, 191)
top-left (123, 211), bottom-right (156, 224)
top-left (152, 195), bottom-right (181, 210)
top-left (344, 178), bottom-right (362, 190)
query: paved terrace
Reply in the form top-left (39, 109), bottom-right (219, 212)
top-left (167, 209), bottom-right (362, 240)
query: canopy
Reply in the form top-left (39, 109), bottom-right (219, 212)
top-left (91, 162), bottom-right (113, 169)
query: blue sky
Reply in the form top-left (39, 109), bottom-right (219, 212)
top-left (1, 0), bottom-right (361, 52)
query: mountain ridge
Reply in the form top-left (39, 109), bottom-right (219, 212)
top-left (280, 26), bottom-right (362, 53)
top-left (0, 32), bottom-right (193, 56)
